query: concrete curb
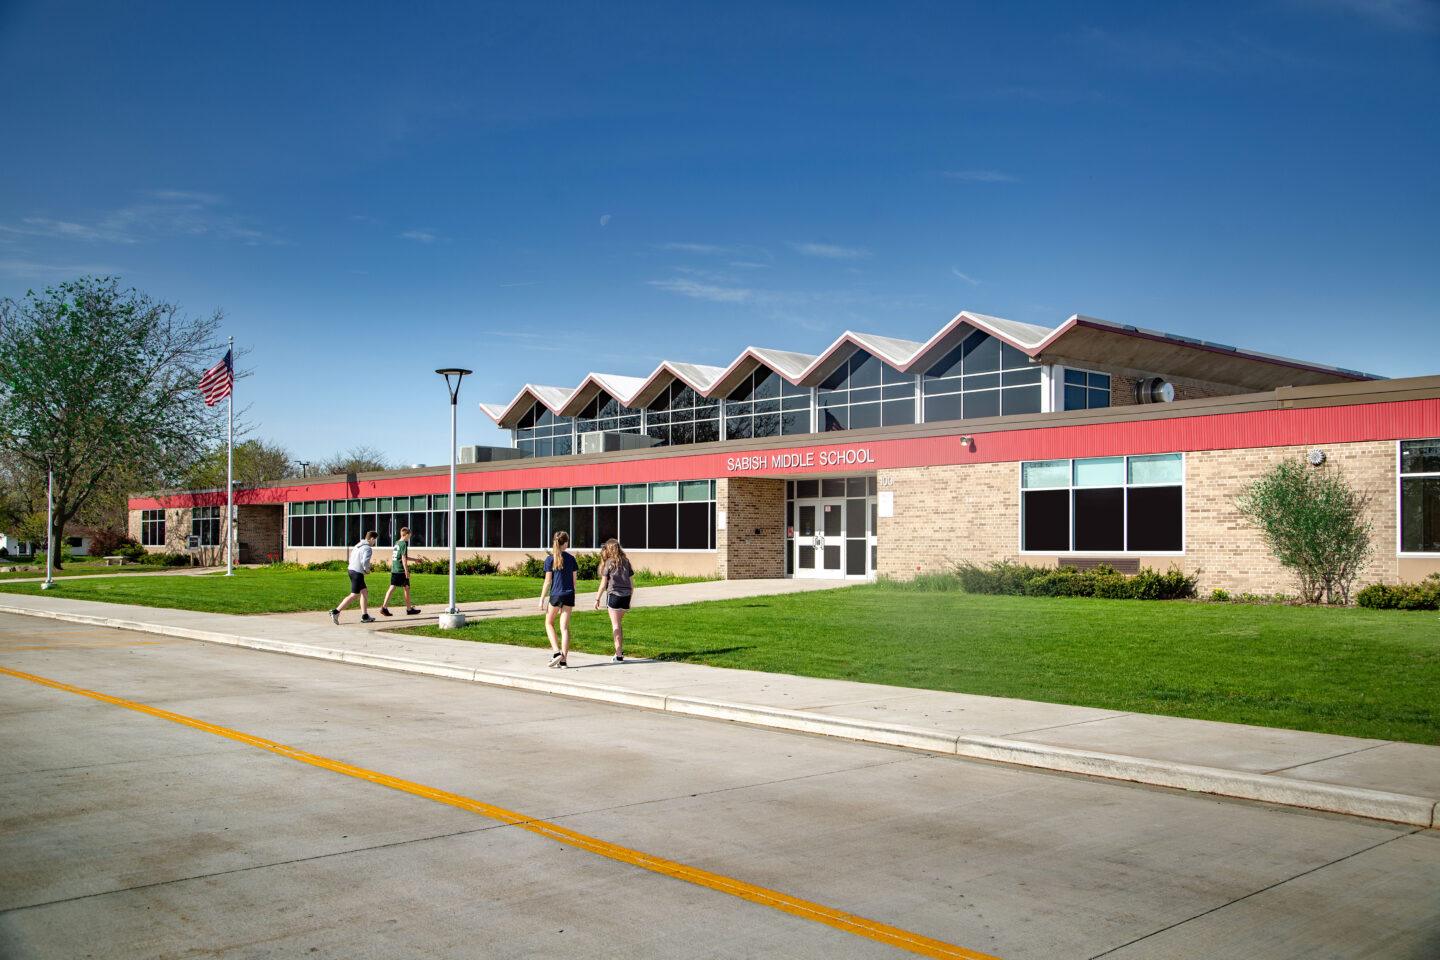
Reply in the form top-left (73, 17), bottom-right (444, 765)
top-left (3, 602), bottom-right (1435, 829)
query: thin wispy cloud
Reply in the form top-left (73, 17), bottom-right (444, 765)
top-left (791, 242), bottom-right (870, 259)
top-left (1067, 25), bottom-right (1316, 73)
top-left (952, 268), bottom-right (981, 286)
top-left (399, 229), bottom-right (438, 243)
top-left (952, 85), bottom-right (1109, 105)
top-left (0, 190), bottom-right (278, 246)
top-left (599, 214), bottom-right (612, 227)
top-left (661, 241), bottom-right (775, 264)
top-left (1294, 0), bottom-right (1439, 32)
top-left (944, 170), bottom-right (1018, 183)
top-left (0, 259), bottom-right (122, 278)
top-left (646, 278), bottom-right (755, 303)
top-left (663, 242), bottom-right (725, 254)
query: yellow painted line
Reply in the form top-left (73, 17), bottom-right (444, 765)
top-left (1, 665), bottom-right (1000, 960)
top-left (2, 642), bottom-right (187, 650)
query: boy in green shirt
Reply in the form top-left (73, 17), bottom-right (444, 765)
top-left (379, 527), bottom-right (422, 617)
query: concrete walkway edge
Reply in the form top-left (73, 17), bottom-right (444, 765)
top-left (3, 601), bottom-right (1434, 829)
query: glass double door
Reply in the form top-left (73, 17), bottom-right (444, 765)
top-left (793, 496), bottom-right (872, 578)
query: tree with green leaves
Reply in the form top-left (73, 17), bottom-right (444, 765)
top-left (1235, 457), bottom-right (1374, 604)
top-left (0, 278), bottom-right (227, 568)
top-left (185, 438), bottom-right (297, 489)
top-left (317, 445), bottom-right (394, 476)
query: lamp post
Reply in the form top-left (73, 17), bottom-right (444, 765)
top-left (436, 368), bottom-right (472, 629)
top-left (41, 452), bottom-right (55, 590)
top-left (294, 460), bottom-right (310, 478)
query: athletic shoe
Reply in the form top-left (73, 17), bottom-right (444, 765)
top-left (548, 651), bottom-right (563, 667)
top-left (406, 607), bottom-right (421, 615)
top-left (612, 655), bottom-right (625, 663)
top-left (360, 614), bottom-right (376, 623)
top-left (555, 660), bottom-right (568, 669)
top-left (329, 609), bottom-right (339, 625)
top-left (379, 607), bottom-right (392, 617)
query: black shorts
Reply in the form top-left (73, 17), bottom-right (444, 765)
top-left (548, 592), bottom-right (576, 608)
top-left (390, 571), bottom-right (409, 587)
top-left (348, 571), bottom-right (367, 594)
top-left (606, 594), bottom-right (632, 610)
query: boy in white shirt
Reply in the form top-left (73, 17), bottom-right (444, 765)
top-left (330, 531), bottom-right (378, 624)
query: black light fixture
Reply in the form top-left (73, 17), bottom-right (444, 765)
top-left (436, 368), bottom-right (473, 627)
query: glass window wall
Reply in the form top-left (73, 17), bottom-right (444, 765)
top-left (924, 330), bottom-right (1042, 422)
top-left (817, 349), bottom-right (914, 432)
top-left (1401, 439), bottom-right (1440, 554)
top-left (1020, 454), bottom-right (1184, 553)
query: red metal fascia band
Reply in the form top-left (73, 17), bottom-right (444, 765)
top-left (128, 399), bottom-right (1440, 510)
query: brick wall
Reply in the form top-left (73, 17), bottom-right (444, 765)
top-left (237, 505), bottom-right (284, 563)
top-left (1184, 441), bottom-right (1396, 595)
top-left (877, 440), bottom-right (1404, 595)
top-left (128, 506), bottom-right (191, 554)
top-left (716, 477), bottom-right (786, 579)
top-left (876, 462), bottom-right (1017, 578)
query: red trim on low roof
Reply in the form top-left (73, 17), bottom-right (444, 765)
top-left (130, 398), bottom-right (1439, 510)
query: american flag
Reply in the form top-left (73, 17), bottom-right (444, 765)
top-left (198, 350), bottom-right (233, 406)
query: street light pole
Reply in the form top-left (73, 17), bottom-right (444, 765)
top-left (294, 460), bottom-right (310, 478)
top-left (42, 453), bottom-right (55, 590)
top-left (436, 368), bottom-right (472, 629)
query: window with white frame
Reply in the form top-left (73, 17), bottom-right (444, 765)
top-left (514, 402), bottom-right (575, 457)
top-left (1021, 454), bottom-right (1184, 553)
top-left (923, 330), bottom-right (1042, 422)
top-left (725, 367), bottom-right (811, 439)
top-left (817, 349), bottom-right (915, 431)
top-left (141, 509), bottom-right (165, 546)
top-left (192, 506), bottom-right (221, 546)
top-left (1400, 439), bottom-right (1440, 554)
top-left (648, 380), bottom-right (720, 446)
top-left (575, 390), bottom-right (643, 435)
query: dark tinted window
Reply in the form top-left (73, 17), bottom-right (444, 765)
top-left (1023, 489), bottom-right (1070, 551)
top-left (1127, 487), bottom-right (1183, 552)
top-left (1073, 488), bottom-right (1124, 551)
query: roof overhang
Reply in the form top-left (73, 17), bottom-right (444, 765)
top-left (1031, 316), bottom-right (1379, 390)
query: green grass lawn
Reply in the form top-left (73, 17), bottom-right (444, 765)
top-left (0, 564), bottom-right (181, 580)
top-left (0, 567), bottom-right (705, 614)
top-left (404, 586), bottom-right (1440, 745)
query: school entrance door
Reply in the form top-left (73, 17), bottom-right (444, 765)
top-left (789, 477), bottom-right (876, 579)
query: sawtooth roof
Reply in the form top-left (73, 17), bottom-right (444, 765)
top-left (480, 310), bottom-right (1380, 427)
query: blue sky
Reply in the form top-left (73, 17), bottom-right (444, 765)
top-left (1, 0), bottom-right (1436, 467)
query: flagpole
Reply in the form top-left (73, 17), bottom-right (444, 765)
top-left (225, 336), bottom-right (234, 577)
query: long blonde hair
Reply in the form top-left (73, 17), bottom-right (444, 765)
top-left (601, 538), bottom-right (628, 571)
top-left (551, 530), bottom-right (569, 566)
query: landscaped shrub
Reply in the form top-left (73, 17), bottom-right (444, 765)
top-left (953, 560), bottom-right (1197, 601)
top-left (1356, 577), bottom-right (1440, 610)
top-left (953, 561), bottom-right (1053, 594)
top-left (139, 552), bottom-right (191, 566)
top-left (510, 555), bottom-right (546, 578)
top-left (576, 552), bottom-right (601, 580)
top-left (88, 528), bottom-right (138, 557)
top-left (306, 559), bottom-right (348, 572)
top-left (455, 554), bottom-right (498, 575)
top-left (118, 542), bottom-right (147, 561)
top-left (1092, 572), bottom-right (1134, 599)
top-left (1210, 588), bottom-right (1231, 602)
top-left (1023, 568), bottom-right (1094, 597)
top-left (1235, 457), bottom-right (1374, 604)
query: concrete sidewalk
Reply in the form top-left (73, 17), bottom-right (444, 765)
top-left (1, 581), bottom-right (1436, 829)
